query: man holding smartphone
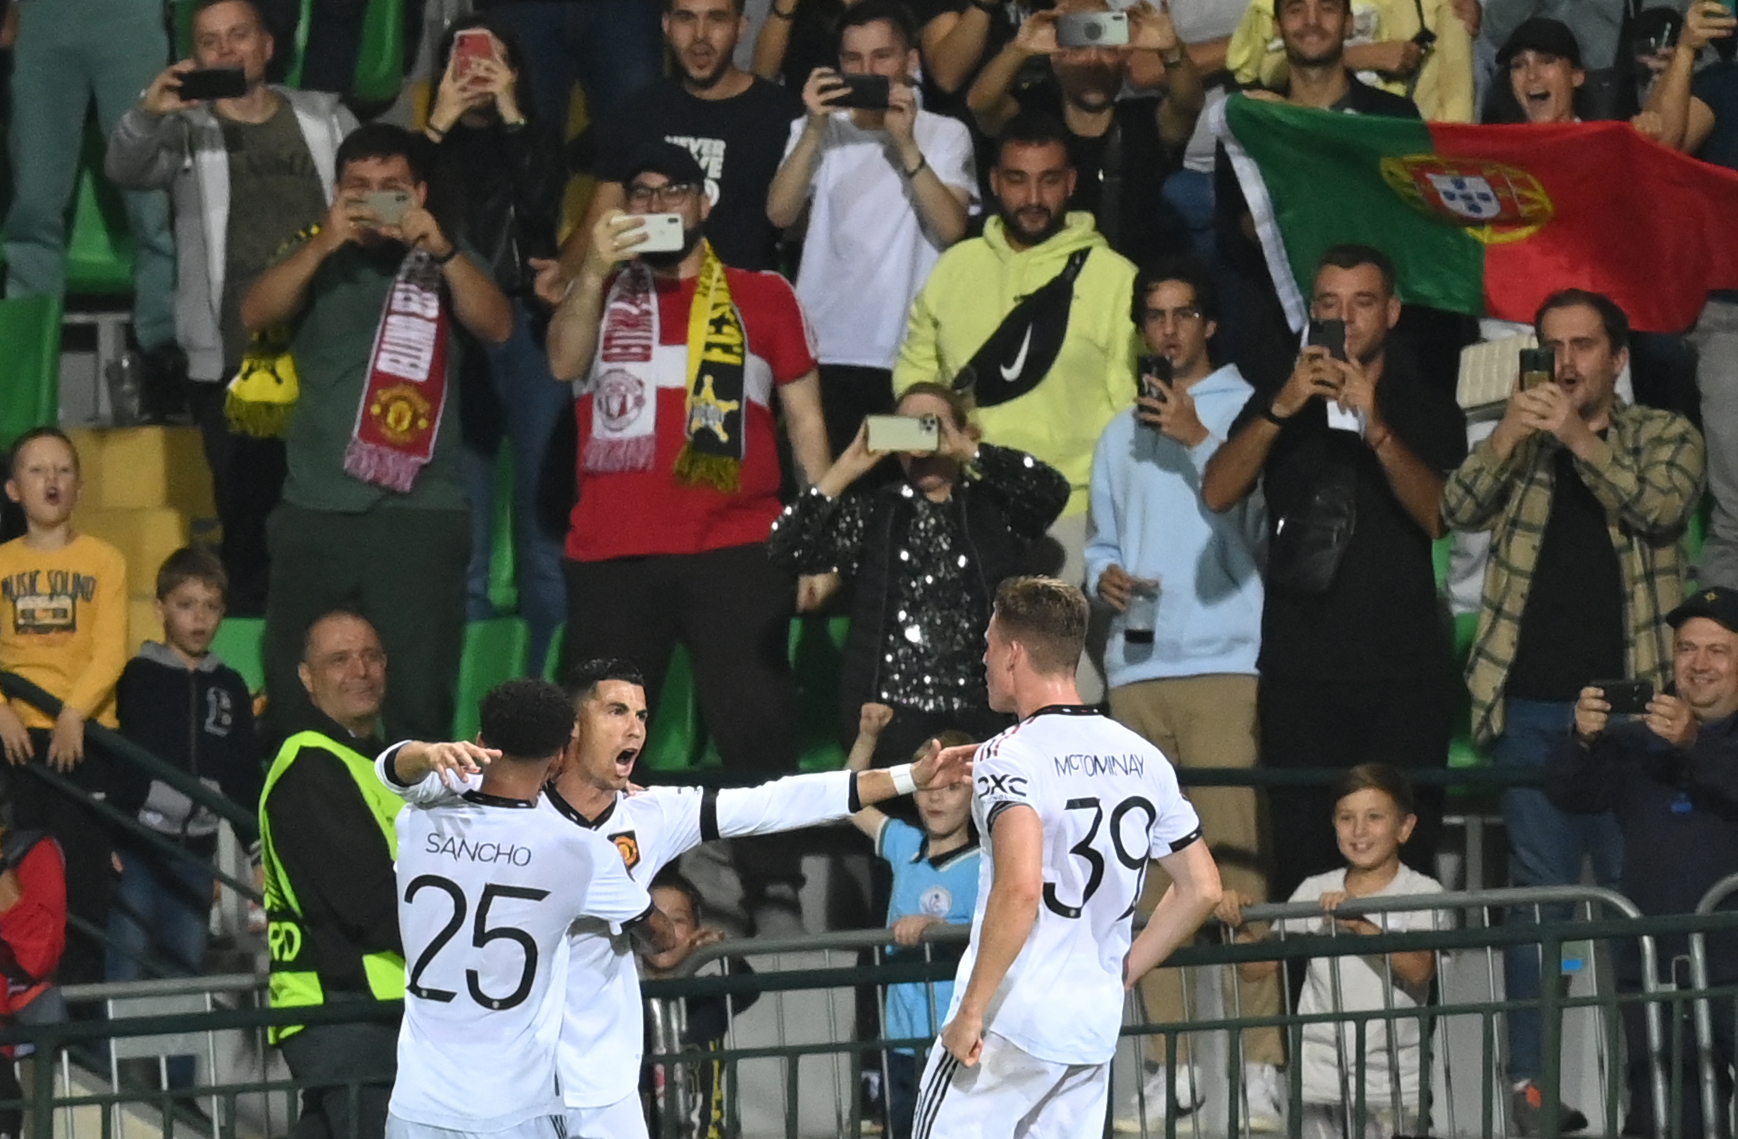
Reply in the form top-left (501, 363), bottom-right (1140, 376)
top-left (1084, 259), bottom-right (1281, 1132)
top-left (1441, 288), bottom-right (1704, 1136)
top-left (1203, 244), bottom-right (1466, 902)
top-left (242, 123), bottom-right (513, 747)
top-left (766, 0), bottom-right (976, 467)
top-left (106, 0), bottom-right (358, 618)
top-left (545, 141), bottom-right (832, 926)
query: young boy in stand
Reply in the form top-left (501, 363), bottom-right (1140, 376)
top-left (1218, 764), bottom-right (1443, 1139)
top-left (848, 702), bottom-right (980, 1139)
top-left (639, 868), bottom-right (758, 1139)
top-left (110, 546), bottom-right (261, 985)
top-left (0, 427), bottom-right (131, 984)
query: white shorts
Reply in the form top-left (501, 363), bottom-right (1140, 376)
top-left (912, 1032), bottom-right (1110, 1139)
top-left (563, 1093), bottom-right (648, 1139)
top-left (383, 1112), bottom-right (564, 1139)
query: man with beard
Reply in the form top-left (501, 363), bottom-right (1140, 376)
top-left (243, 123), bottom-right (512, 745)
top-left (1202, 244), bottom-right (1466, 901)
top-left (575, 0), bottom-right (802, 271)
top-left (965, 0), bottom-right (1204, 268)
top-left (1443, 289), bottom-right (1703, 1135)
top-left (545, 142), bottom-right (830, 911)
top-left (894, 113), bottom-right (1140, 701)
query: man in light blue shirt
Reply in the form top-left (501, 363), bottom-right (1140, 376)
top-left (1084, 257), bottom-right (1280, 1132)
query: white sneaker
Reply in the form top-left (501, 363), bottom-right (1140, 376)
top-left (1112, 1063), bottom-right (1202, 1133)
top-left (1242, 1062), bottom-right (1285, 1133)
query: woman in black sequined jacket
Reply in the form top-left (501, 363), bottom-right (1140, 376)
top-left (767, 382), bottom-right (1070, 768)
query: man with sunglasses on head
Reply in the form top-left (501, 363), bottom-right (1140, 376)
top-left (545, 141), bottom-right (830, 918)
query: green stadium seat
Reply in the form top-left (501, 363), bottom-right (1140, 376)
top-left (487, 446), bottom-right (518, 616)
top-left (210, 617), bottom-right (266, 694)
top-left (792, 616), bottom-right (851, 772)
top-left (0, 295), bottom-right (63, 452)
top-left (286, 0), bottom-right (404, 103)
top-left (452, 618), bottom-right (529, 740)
top-left (64, 123), bottom-right (135, 296)
top-left (641, 644), bottom-right (707, 772)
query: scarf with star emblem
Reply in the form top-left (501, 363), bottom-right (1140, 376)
top-left (585, 241), bottom-right (745, 492)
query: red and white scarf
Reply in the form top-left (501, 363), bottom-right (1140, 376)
top-left (583, 259), bottom-right (659, 473)
top-left (343, 250), bottom-right (451, 493)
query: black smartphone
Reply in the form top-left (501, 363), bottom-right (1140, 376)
top-left (1307, 318), bottom-right (1347, 362)
top-left (833, 74), bottom-right (891, 110)
top-left (1137, 355), bottom-right (1172, 402)
top-left (1518, 346), bottom-right (1556, 390)
top-left (178, 67), bottom-right (248, 101)
top-left (1593, 678), bottom-right (1655, 715)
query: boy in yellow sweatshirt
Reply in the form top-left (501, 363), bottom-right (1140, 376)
top-left (0, 427), bottom-right (131, 983)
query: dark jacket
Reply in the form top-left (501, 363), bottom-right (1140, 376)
top-left (1545, 708), bottom-right (1738, 981)
top-left (426, 120), bottom-right (563, 301)
top-left (116, 643), bottom-right (262, 846)
top-left (767, 445), bottom-right (1068, 734)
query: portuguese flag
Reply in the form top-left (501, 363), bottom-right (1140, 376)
top-left (1216, 97), bottom-right (1738, 332)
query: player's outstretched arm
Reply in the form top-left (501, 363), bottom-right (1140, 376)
top-left (938, 803), bottom-right (1042, 1067)
top-left (377, 740), bottom-right (498, 798)
top-left (1123, 839), bottom-right (1223, 988)
top-left (857, 740), bottom-right (976, 806)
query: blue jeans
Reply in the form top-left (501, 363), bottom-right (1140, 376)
top-left (1496, 698), bottom-right (1624, 1082)
top-left (462, 302), bottom-right (571, 674)
top-left (107, 840), bottom-right (214, 1089)
top-left (486, 0), bottom-right (665, 135)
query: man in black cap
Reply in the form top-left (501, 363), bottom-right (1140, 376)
top-left (1548, 586), bottom-right (1738, 1138)
top-left (543, 139), bottom-right (830, 917)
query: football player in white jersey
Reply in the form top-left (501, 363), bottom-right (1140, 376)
top-left (385, 678), bottom-right (680, 1139)
top-left (913, 577), bottom-right (1224, 1139)
top-left (383, 656), bottom-right (974, 1139)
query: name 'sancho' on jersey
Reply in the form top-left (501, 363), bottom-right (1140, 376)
top-left (1051, 753), bottom-right (1146, 778)
top-left (423, 833), bottom-right (533, 866)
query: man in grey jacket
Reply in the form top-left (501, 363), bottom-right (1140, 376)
top-left (106, 0), bottom-right (356, 616)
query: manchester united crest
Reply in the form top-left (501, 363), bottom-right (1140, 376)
top-left (595, 370), bottom-right (647, 433)
top-left (1380, 156), bottom-right (1553, 244)
top-left (367, 382), bottom-right (434, 445)
top-left (612, 830), bottom-right (641, 869)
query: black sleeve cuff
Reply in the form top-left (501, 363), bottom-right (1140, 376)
top-left (1168, 827), bottom-right (1203, 854)
top-left (699, 789), bottom-right (720, 843)
top-left (848, 771), bottom-right (862, 813)
top-left (381, 743), bottom-right (413, 787)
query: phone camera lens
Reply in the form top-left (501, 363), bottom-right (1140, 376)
top-left (1084, 22), bottom-right (1101, 39)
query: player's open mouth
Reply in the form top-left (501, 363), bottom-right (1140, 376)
top-left (615, 749), bottom-right (638, 773)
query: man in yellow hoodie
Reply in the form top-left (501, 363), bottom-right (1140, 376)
top-left (894, 111), bottom-right (1139, 699)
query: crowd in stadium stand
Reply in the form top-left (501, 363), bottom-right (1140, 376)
top-left (3, 0), bottom-right (1738, 1134)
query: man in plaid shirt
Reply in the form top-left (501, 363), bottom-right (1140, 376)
top-left (1442, 287), bottom-right (1705, 1135)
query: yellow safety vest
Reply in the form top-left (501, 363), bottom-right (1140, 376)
top-left (259, 729), bottom-right (405, 1043)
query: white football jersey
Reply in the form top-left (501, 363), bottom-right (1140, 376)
top-left (387, 789), bottom-right (652, 1131)
top-left (373, 750), bottom-right (857, 1110)
top-left (951, 705), bottom-right (1202, 1066)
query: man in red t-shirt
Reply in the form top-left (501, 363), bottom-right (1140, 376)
top-left (546, 141), bottom-right (830, 908)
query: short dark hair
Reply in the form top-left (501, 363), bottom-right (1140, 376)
top-left (1314, 243), bottom-right (1398, 300)
top-left (649, 866), bottom-right (704, 919)
top-left (480, 679), bottom-right (577, 761)
top-left (335, 122), bottom-right (430, 185)
top-left (993, 576), bottom-right (1088, 677)
top-left (1132, 256), bottom-right (1219, 325)
top-left (6, 426), bottom-right (78, 479)
top-left (836, 0), bottom-right (918, 56)
top-left (301, 607), bottom-right (376, 662)
top-left (192, 0), bottom-right (268, 28)
top-left (1535, 288), bottom-right (1630, 354)
top-left (1334, 763), bottom-right (1416, 817)
top-left (560, 657), bottom-right (648, 703)
top-left (996, 111), bottom-right (1073, 169)
top-left (156, 546), bottom-right (228, 601)
top-left (660, 0), bottom-right (747, 19)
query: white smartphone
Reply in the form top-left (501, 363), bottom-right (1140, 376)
top-left (634, 213), bottom-right (686, 253)
top-left (1056, 11), bottom-right (1129, 48)
top-left (866, 414), bottom-right (940, 453)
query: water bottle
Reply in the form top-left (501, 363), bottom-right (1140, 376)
top-left (1124, 579), bottom-right (1159, 644)
top-left (105, 351), bottom-right (144, 426)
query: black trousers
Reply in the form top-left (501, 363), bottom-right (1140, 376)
top-left (278, 1018), bottom-right (397, 1139)
top-left (817, 364), bottom-right (895, 462)
top-left (561, 543), bottom-right (800, 780)
top-left (1258, 668), bottom-right (1451, 903)
top-left (189, 382), bottom-right (286, 618)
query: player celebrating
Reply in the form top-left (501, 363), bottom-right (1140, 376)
top-left (914, 577), bottom-right (1223, 1138)
top-left (385, 657), bottom-right (974, 1139)
top-left (382, 679), bottom-right (678, 1139)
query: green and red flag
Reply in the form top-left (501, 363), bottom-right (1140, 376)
top-left (1215, 97), bottom-right (1738, 332)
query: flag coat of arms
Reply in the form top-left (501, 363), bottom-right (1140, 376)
top-left (1214, 97), bottom-right (1738, 332)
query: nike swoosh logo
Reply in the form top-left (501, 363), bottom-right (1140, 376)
top-left (1000, 326), bottom-right (1034, 382)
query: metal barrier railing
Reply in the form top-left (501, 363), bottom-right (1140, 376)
top-left (1685, 871), bottom-right (1738, 1136)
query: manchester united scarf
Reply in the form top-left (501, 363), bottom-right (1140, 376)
top-left (342, 250), bottom-right (451, 493)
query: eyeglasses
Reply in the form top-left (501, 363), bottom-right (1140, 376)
top-left (626, 182), bottom-right (698, 208)
top-left (1140, 306), bottom-right (1203, 325)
